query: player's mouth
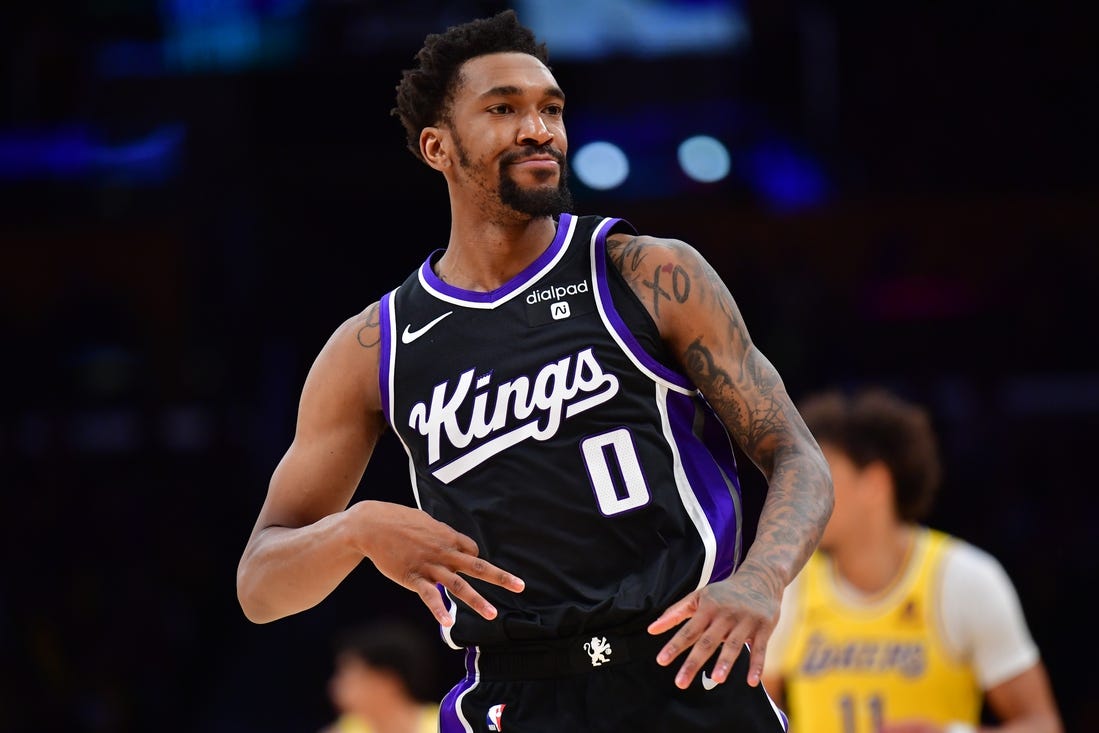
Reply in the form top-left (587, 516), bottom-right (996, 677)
top-left (509, 156), bottom-right (559, 172)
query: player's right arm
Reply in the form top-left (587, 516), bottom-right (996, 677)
top-left (236, 302), bottom-right (524, 626)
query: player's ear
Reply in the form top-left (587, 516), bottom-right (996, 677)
top-left (420, 127), bottom-right (450, 171)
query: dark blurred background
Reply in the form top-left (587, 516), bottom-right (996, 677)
top-left (2, 1), bottom-right (1097, 731)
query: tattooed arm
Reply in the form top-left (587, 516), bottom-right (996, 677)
top-left (606, 233), bottom-right (834, 689)
top-left (236, 302), bottom-right (523, 625)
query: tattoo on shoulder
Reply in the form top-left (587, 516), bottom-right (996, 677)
top-left (607, 235), bottom-right (648, 274)
top-left (642, 261), bottom-right (690, 318)
top-left (608, 236), bottom-right (691, 319)
top-left (356, 303), bottom-right (380, 349)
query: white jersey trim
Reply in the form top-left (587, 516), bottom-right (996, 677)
top-left (655, 381), bottom-right (717, 589)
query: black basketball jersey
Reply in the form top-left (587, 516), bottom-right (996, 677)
top-left (378, 213), bottom-right (745, 650)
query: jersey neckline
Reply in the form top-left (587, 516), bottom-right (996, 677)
top-left (825, 526), bottom-right (933, 612)
top-left (417, 213), bottom-right (577, 308)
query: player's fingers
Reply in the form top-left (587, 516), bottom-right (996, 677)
top-left (436, 569), bottom-right (500, 621)
top-left (715, 615), bottom-right (760, 684)
top-left (655, 610), bottom-right (709, 668)
top-left (449, 529), bottom-right (480, 557)
top-left (671, 621), bottom-right (732, 689)
top-left (414, 578), bottom-right (456, 627)
top-left (648, 593), bottom-right (698, 636)
top-left (744, 629), bottom-right (771, 687)
top-left (706, 638), bottom-right (748, 686)
top-left (451, 552), bottom-right (525, 593)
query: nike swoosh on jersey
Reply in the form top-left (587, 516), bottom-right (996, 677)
top-left (701, 671), bottom-right (719, 691)
top-left (401, 311), bottom-right (454, 344)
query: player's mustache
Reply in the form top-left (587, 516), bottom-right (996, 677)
top-left (501, 146), bottom-right (566, 166)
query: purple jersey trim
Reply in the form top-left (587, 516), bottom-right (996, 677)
top-left (592, 219), bottom-right (694, 391)
top-left (667, 389), bottom-right (741, 581)
top-left (378, 290), bottom-right (394, 426)
top-left (419, 213), bottom-right (575, 304)
top-left (438, 649), bottom-right (480, 733)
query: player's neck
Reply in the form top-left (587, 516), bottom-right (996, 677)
top-left (833, 523), bottom-right (915, 595)
top-left (436, 213), bottom-right (558, 291)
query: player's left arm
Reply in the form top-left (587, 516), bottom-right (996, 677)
top-left (978, 662), bottom-right (1063, 733)
top-left (607, 233), bottom-right (833, 689)
top-left (908, 546), bottom-right (1065, 733)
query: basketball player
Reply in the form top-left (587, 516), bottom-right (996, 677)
top-left (762, 387), bottom-right (1062, 733)
top-left (237, 10), bottom-right (834, 732)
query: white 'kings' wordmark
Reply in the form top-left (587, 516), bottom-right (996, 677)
top-left (407, 347), bottom-right (620, 483)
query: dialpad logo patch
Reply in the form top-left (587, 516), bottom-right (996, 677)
top-left (524, 279), bottom-right (595, 327)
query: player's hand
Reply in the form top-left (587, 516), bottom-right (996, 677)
top-left (352, 500), bottom-right (525, 626)
top-left (647, 562), bottom-right (780, 690)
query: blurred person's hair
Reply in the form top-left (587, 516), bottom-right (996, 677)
top-left (798, 387), bottom-right (942, 522)
top-left (332, 617), bottom-right (439, 702)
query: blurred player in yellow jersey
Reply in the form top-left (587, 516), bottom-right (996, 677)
top-left (762, 386), bottom-right (1062, 733)
top-left (320, 619), bottom-right (441, 733)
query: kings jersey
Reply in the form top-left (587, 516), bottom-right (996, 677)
top-left (378, 214), bottom-right (745, 649)
top-left (775, 528), bottom-right (981, 733)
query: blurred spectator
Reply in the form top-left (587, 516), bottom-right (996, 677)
top-left (763, 386), bottom-right (1063, 733)
top-left (320, 618), bottom-right (441, 733)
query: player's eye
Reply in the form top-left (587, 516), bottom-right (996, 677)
top-left (487, 104), bottom-right (512, 114)
top-left (544, 104), bottom-right (564, 116)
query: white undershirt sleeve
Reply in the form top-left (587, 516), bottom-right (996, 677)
top-left (939, 540), bottom-right (1041, 689)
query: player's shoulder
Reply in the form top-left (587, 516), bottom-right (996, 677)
top-left (328, 300), bottom-right (383, 353)
top-left (605, 230), bottom-right (694, 252)
top-left (307, 301), bottom-right (384, 393)
top-left (935, 528), bottom-right (1000, 566)
top-left (934, 529), bottom-right (1017, 594)
top-left (604, 230), bottom-right (708, 277)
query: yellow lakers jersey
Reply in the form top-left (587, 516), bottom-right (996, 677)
top-left (775, 528), bottom-right (981, 733)
top-left (331, 704), bottom-right (440, 733)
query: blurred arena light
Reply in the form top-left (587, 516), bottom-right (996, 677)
top-left (516, 0), bottom-right (749, 60)
top-left (0, 124), bottom-right (185, 182)
top-left (677, 135), bottom-right (731, 183)
top-left (573, 141), bottom-right (630, 190)
top-left (741, 139), bottom-right (829, 211)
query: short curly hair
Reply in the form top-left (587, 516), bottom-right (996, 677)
top-left (391, 9), bottom-right (550, 163)
top-left (332, 618), bottom-right (438, 703)
top-left (798, 386), bottom-right (942, 522)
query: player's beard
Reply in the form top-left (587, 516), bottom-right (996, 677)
top-left (452, 131), bottom-right (573, 217)
top-left (498, 150), bottom-right (574, 217)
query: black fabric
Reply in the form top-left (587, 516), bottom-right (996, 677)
top-left (475, 626), bottom-right (667, 679)
top-left (383, 213), bottom-right (742, 648)
top-left (446, 640), bottom-right (787, 732)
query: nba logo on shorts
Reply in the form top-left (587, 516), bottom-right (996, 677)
top-left (550, 301), bottom-right (571, 320)
top-left (487, 703), bottom-right (506, 731)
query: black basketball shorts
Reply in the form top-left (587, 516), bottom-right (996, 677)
top-left (438, 627), bottom-right (788, 732)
